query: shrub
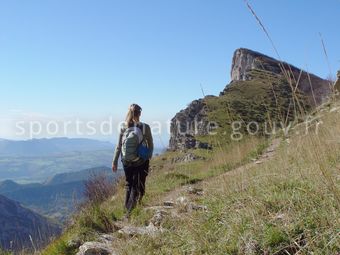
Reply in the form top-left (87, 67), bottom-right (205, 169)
top-left (83, 173), bottom-right (117, 205)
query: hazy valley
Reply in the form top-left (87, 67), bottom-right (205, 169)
top-left (0, 138), bottom-right (115, 183)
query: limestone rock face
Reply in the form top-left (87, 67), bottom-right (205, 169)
top-left (230, 48), bottom-right (331, 105)
top-left (169, 48), bottom-right (332, 151)
top-left (230, 48), bottom-right (283, 82)
top-left (169, 97), bottom-right (214, 151)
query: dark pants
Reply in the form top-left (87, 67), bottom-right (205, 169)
top-left (123, 160), bottom-right (149, 213)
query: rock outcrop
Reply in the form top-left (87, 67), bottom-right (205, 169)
top-left (0, 194), bottom-right (61, 251)
top-left (169, 97), bottom-right (214, 150)
top-left (169, 48), bottom-right (333, 151)
top-left (230, 48), bottom-right (331, 105)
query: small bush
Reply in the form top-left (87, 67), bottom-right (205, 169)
top-left (84, 173), bottom-right (117, 205)
top-left (78, 205), bottom-right (116, 233)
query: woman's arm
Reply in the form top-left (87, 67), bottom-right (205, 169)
top-left (112, 130), bottom-right (124, 170)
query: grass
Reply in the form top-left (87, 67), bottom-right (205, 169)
top-left (209, 69), bottom-right (310, 134)
top-left (41, 104), bottom-right (340, 254)
top-left (194, 69), bottom-right (311, 158)
top-left (115, 101), bottom-right (340, 255)
top-left (40, 63), bottom-right (337, 254)
top-left (41, 134), bottom-right (267, 255)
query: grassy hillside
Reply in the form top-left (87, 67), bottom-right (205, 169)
top-left (40, 76), bottom-right (339, 254)
top-left (198, 69), bottom-right (311, 147)
top-left (115, 101), bottom-right (340, 254)
top-left (42, 136), bottom-right (267, 255)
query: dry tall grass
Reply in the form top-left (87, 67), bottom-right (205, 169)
top-left (117, 102), bottom-right (340, 255)
top-left (83, 173), bottom-right (117, 205)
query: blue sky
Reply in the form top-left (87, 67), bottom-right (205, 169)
top-left (0, 0), bottom-right (339, 144)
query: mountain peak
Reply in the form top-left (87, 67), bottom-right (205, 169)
top-left (231, 48), bottom-right (280, 82)
top-left (230, 48), bottom-right (331, 105)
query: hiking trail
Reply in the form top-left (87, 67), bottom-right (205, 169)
top-left (75, 138), bottom-right (281, 255)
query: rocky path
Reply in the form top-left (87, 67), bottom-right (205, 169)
top-left (76, 138), bottom-right (281, 255)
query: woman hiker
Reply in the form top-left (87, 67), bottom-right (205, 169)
top-left (112, 104), bottom-right (153, 216)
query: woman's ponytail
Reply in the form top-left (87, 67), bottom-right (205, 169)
top-left (125, 104), bottom-right (142, 127)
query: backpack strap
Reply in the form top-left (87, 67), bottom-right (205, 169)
top-left (136, 122), bottom-right (146, 144)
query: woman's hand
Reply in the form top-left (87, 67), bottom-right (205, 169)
top-left (112, 164), bottom-right (117, 173)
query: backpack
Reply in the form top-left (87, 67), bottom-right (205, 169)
top-left (121, 123), bottom-right (151, 166)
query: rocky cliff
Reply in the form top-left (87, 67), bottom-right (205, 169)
top-left (169, 98), bottom-right (214, 151)
top-left (229, 48), bottom-right (331, 105)
top-left (0, 195), bottom-right (61, 251)
top-left (169, 48), bottom-right (332, 151)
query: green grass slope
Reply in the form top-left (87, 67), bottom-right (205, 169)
top-left (40, 73), bottom-right (339, 255)
top-left (196, 69), bottom-right (311, 151)
top-left (116, 101), bottom-right (340, 254)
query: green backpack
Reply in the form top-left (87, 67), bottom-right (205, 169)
top-left (121, 126), bottom-right (144, 165)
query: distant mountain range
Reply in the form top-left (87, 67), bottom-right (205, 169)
top-left (0, 137), bottom-right (113, 157)
top-left (0, 150), bottom-right (114, 182)
top-left (0, 137), bottom-right (116, 182)
top-left (44, 165), bottom-right (113, 185)
top-left (0, 166), bottom-right (120, 222)
top-left (0, 137), bottom-right (162, 252)
top-left (0, 194), bottom-right (61, 251)
top-left (0, 180), bottom-right (42, 194)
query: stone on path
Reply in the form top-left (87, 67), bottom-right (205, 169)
top-left (118, 223), bottom-right (163, 237)
top-left (187, 203), bottom-right (208, 212)
top-left (150, 210), bottom-right (168, 227)
top-left (76, 242), bottom-right (115, 255)
top-left (186, 186), bottom-right (204, 196)
top-left (163, 201), bottom-right (175, 207)
top-left (97, 234), bottom-right (116, 244)
top-left (176, 196), bottom-right (189, 205)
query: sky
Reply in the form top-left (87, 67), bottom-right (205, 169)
top-left (0, 0), bottom-right (339, 145)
